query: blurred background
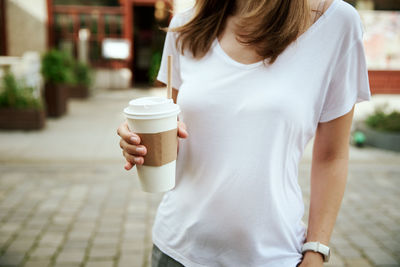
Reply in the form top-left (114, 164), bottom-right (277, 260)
top-left (0, 0), bottom-right (399, 266)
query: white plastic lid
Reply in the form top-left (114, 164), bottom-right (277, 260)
top-left (123, 96), bottom-right (180, 120)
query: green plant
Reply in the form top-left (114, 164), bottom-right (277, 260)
top-left (148, 51), bottom-right (162, 83)
top-left (0, 73), bottom-right (43, 110)
top-left (41, 49), bottom-right (75, 85)
top-left (365, 103), bottom-right (400, 133)
top-left (73, 61), bottom-right (92, 87)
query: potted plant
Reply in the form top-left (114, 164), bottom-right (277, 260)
top-left (0, 73), bottom-right (45, 130)
top-left (68, 61), bottom-right (92, 98)
top-left (41, 49), bottom-right (74, 117)
top-left (355, 103), bottom-right (400, 152)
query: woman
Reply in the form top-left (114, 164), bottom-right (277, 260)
top-left (117, 0), bottom-right (371, 266)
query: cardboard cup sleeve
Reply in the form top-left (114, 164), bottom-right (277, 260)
top-left (137, 128), bottom-right (178, 166)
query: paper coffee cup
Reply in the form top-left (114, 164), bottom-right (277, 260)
top-left (123, 96), bottom-right (180, 193)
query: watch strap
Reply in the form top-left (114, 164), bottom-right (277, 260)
top-left (301, 241), bottom-right (330, 262)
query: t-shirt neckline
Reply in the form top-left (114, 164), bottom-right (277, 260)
top-left (213, 0), bottom-right (339, 69)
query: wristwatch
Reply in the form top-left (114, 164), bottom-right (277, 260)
top-left (301, 241), bottom-right (330, 262)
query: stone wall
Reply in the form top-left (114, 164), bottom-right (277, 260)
top-left (6, 0), bottom-right (47, 56)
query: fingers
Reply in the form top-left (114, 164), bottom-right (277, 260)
top-left (123, 150), bottom-right (144, 166)
top-left (117, 121), bottom-right (141, 145)
top-left (120, 139), bottom-right (146, 168)
top-left (119, 139), bottom-right (147, 156)
top-left (178, 121), bottom-right (188, 139)
top-left (124, 161), bottom-right (133, 170)
top-left (118, 121), bottom-right (146, 170)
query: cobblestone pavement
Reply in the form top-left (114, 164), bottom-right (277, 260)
top-left (0, 89), bottom-right (399, 267)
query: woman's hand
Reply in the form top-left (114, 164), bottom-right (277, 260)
top-left (117, 120), bottom-right (188, 170)
top-left (297, 252), bottom-right (324, 267)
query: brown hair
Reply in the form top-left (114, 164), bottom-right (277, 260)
top-left (170, 0), bottom-right (313, 65)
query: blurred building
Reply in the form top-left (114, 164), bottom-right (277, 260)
top-left (0, 0), bottom-right (398, 91)
top-left (0, 0), bottom-right (192, 89)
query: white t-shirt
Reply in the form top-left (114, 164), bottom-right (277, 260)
top-left (154, 0), bottom-right (371, 266)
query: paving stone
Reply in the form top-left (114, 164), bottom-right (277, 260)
top-left (77, 212), bottom-right (99, 221)
top-left (24, 260), bottom-right (51, 267)
top-left (0, 223), bottom-right (22, 233)
top-left (53, 263), bottom-right (81, 267)
top-left (380, 238), bottom-right (400, 254)
top-left (68, 230), bottom-right (93, 240)
top-left (364, 225), bottom-right (392, 239)
top-left (97, 226), bottom-right (120, 235)
top-left (7, 214), bottom-right (30, 224)
top-left (118, 255), bottom-right (143, 267)
top-left (330, 236), bottom-right (351, 248)
top-left (336, 245), bottom-right (363, 260)
top-left (86, 260), bottom-right (114, 267)
top-left (120, 241), bottom-right (144, 253)
top-left (0, 251), bottom-right (25, 266)
top-left (6, 240), bottom-right (35, 253)
top-left (100, 218), bottom-right (123, 226)
top-left (56, 249), bottom-right (86, 264)
top-left (123, 230), bottom-right (146, 242)
top-left (38, 233), bottom-right (64, 247)
top-left (363, 247), bottom-right (399, 265)
top-left (89, 247), bottom-right (117, 260)
top-left (25, 220), bottom-right (48, 231)
top-left (92, 236), bottom-right (119, 247)
top-left (18, 228), bottom-right (42, 238)
top-left (52, 215), bottom-right (74, 226)
top-left (72, 221), bottom-right (97, 229)
top-left (0, 232), bottom-right (13, 246)
top-left (63, 240), bottom-right (90, 249)
top-left (348, 234), bottom-right (381, 249)
top-left (30, 246), bottom-right (58, 259)
top-left (46, 224), bottom-right (70, 233)
top-left (345, 258), bottom-right (373, 267)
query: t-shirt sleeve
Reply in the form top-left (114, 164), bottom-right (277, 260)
top-left (318, 37), bottom-right (372, 123)
top-left (156, 16), bottom-right (183, 90)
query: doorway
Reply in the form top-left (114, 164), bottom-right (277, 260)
top-left (132, 4), bottom-right (168, 86)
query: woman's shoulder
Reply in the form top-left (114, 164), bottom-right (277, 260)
top-left (331, 0), bottom-right (364, 38)
top-left (169, 7), bottom-right (195, 28)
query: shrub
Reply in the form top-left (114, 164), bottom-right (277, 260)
top-left (365, 103), bottom-right (400, 133)
top-left (73, 61), bottom-right (92, 87)
top-left (41, 49), bottom-right (75, 85)
top-left (0, 73), bottom-right (43, 110)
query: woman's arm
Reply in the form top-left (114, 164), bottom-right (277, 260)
top-left (300, 106), bottom-right (355, 266)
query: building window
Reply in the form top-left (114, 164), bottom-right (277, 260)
top-left (51, 2), bottom-right (126, 67)
top-left (53, 0), bottom-right (120, 6)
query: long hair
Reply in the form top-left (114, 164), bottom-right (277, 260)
top-left (170, 0), bottom-right (313, 65)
